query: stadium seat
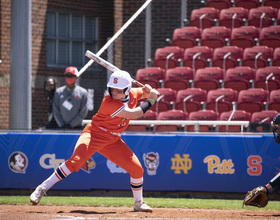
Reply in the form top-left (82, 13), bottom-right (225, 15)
top-left (212, 46), bottom-right (243, 72)
top-left (259, 25), bottom-right (280, 49)
top-left (263, 0), bottom-right (280, 9)
top-left (126, 110), bottom-right (157, 131)
top-left (219, 7), bottom-right (249, 29)
top-left (242, 46), bottom-right (273, 69)
top-left (206, 88), bottom-right (238, 114)
top-left (187, 110), bottom-right (219, 132)
top-left (164, 67), bottom-right (194, 91)
top-left (250, 110), bottom-right (279, 132)
top-left (153, 46), bottom-right (184, 70)
top-left (278, 8), bottom-right (280, 24)
top-left (269, 89), bottom-right (280, 111)
top-left (248, 6), bottom-right (277, 29)
top-left (273, 47), bottom-right (280, 66)
top-left (219, 110), bottom-right (251, 132)
top-left (224, 66), bottom-right (255, 92)
top-left (171, 26), bottom-right (201, 49)
top-left (135, 67), bottom-right (165, 88)
top-left (175, 88), bottom-right (207, 113)
top-left (194, 67), bottom-right (224, 92)
top-left (156, 110), bottom-right (188, 131)
top-left (230, 26), bottom-right (260, 49)
top-left (255, 66), bottom-right (280, 91)
top-left (201, 26), bottom-right (231, 49)
top-left (206, 0), bottom-right (231, 10)
top-left (235, 0), bottom-right (260, 9)
top-left (150, 88), bottom-right (177, 115)
top-left (190, 7), bottom-right (220, 30)
top-left (237, 88), bottom-right (269, 114)
top-left (183, 46), bottom-right (213, 72)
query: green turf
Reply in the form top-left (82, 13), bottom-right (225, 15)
top-left (0, 196), bottom-right (279, 211)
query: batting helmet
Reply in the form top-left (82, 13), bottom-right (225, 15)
top-left (272, 113), bottom-right (280, 144)
top-left (107, 70), bottom-right (132, 97)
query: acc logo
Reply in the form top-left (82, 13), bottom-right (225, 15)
top-left (9, 151), bottom-right (28, 174)
top-left (107, 159), bottom-right (127, 174)
top-left (171, 154), bottom-right (192, 174)
top-left (143, 152), bottom-right (159, 175)
top-left (81, 157), bottom-right (96, 173)
top-left (40, 154), bottom-right (65, 170)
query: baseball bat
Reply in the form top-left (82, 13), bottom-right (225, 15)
top-left (85, 50), bottom-right (144, 87)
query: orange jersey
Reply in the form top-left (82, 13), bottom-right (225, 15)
top-left (91, 88), bottom-right (143, 133)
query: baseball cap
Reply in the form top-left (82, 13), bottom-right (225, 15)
top-left (64, 66), bottom-right (78, 77)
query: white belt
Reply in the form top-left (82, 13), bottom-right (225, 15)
top-left (97, 126), bottom-right (121, 137)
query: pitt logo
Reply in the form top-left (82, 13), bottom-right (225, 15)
top-left (171, 154), bottom-right (192, 174)
top-left (40, 154), bottom-right (65, 170)
top-left (204, 155), bottom-right (235, 174)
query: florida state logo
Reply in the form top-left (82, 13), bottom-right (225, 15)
top-left (9, 152), bottom-right (28, 174)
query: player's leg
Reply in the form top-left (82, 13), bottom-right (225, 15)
top-left (99, 138), bottom-right (152, 212)
top-left (30, 125), bottom-right (95, 205)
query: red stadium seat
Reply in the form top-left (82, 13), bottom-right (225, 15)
top-left (206, 0), bottom-right (231, 10)
top-left (260, 25), bottom-right (280, 49)
top-left (237, 88), bottom-right (269, 114)
top-left (206, 88), bottom-right (238, 114)
top-left (164, 67), bottom-right (194, 91)
top-left (150, 88), bottom-right (177, 114)
top-left (175, 88), bottom-right (207, 113)
top-left (194, 67), bottom-right (223, 92)
top-left (201, 26), bottom-right (231, 49)
top-left (136, 67), bottom-right (165, 88)
top-left (273, 47), bottom-right (280, 66)
top-left (224, 66), bottom-right (255, 92)
top-left (153, 46), bottom-right (184, 70)
top-left (255, 66), bottom-right (280, 91)
top-left (187, 110), bottom-right (219, 132)
top-left (235, 0), bottom-right (260, 9)
top-left (251, 110), bottom-right (279, 132)
top-left (219, 110), bottom-right (251, 132)
top-left (190, 7), bottom-right (220, 30)
top-left (212, 46), bottom-right (243, 72)
top-left (183, 46), bottom-right (213, 72)
top-left (171, 26), bottom-right (201, 49)
top-left (269, 89), bottom-right (280, 111)
top-left (242, 46), bottom-right (273, 69)
top-left (219, 7), bottom-right (249, 29)
top-left (230, 26), bottom-right (259, 49)
top-left (248, 6), bottom-right (277, 29)
top-left (263, 0), bottom-right (280, 9)
top-left (156, 110), bottom-right (188, 131)
top-left (126, 110), bottom-right (157, 131)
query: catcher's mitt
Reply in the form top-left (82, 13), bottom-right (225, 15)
top-left (243, 186), bottom-right (268, 208)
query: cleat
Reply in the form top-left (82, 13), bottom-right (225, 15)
top-left (30, 185), bottom-right (47, 205)
top-left (134, 201), bottom-right (153, 212)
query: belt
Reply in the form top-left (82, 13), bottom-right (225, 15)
top-left (96, 125), bottom-right (121, 137)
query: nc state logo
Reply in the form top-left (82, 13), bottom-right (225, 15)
top-left (9, 151), bottom-right (28, 174)
top-left (143, 152), bottom-right (159, 175)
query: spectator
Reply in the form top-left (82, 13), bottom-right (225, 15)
top-left (53, 66), bottom-right (88, 129)
top-left (42, 76), bottom-right (59, 129)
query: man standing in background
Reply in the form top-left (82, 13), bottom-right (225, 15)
top-left (53, 66), bottom-right (88, 129)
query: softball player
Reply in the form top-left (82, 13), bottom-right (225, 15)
top-left (30, 70), bottom-right (159, 212)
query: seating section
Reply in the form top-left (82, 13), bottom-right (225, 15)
top-left (132, 2), bottom-right (280, 132)
top-left (126, 110), bottom-right (157, 131)
top-left (156, 110), bottom-right (188, 131)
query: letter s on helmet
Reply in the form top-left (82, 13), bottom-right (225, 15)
top-left (107, 70), bottom-right (132, 96)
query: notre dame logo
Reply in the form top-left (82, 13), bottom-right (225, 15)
top-left (171, 154), bottom-right (192, 174)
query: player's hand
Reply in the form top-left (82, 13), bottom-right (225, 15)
top-left (143, 84), bottom-right (153, 93)
top-left (149, 89), bottom-right (159, 102)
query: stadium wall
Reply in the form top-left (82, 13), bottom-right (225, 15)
top-left (2, 132), bottom-right (279, 194)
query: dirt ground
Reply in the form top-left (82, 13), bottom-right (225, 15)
top-left (0, 204), bottom-right (280, 220)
